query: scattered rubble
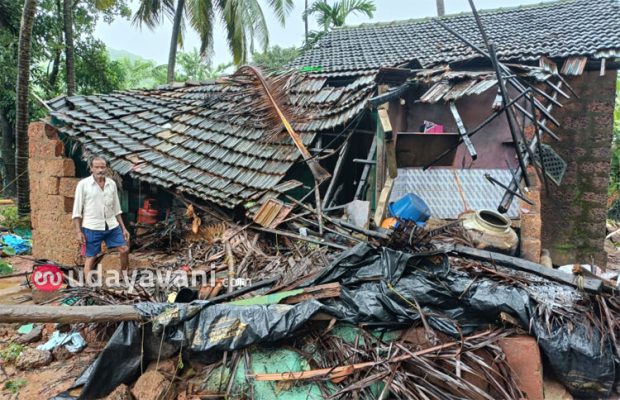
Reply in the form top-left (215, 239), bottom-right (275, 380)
top-left (15, 348), bottom-right (52, 370)
top-left (1, 0), bottom-right (620, 399)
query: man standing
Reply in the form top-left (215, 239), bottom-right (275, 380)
top-left (72, 156), bottom-right (130, 283)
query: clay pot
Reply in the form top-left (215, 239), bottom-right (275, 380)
top-left (461, 210), bottom-right (519, 255)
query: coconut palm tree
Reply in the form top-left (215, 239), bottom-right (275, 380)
top-left (305, 0), bottom-right (375, 32)
top-left (437, 0), bottom-right (445, 16)
top-left (133, 0), bottom-right (293, 84)
top-left (15, 0), bottom-right (38, 214)
top-left (63, 0), bottom-right (75, 95)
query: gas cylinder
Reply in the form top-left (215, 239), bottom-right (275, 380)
top-left (137, 199), bottom-right (158, 225)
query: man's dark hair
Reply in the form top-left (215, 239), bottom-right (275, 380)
top-left (88, 155), bottom-right (108, 168)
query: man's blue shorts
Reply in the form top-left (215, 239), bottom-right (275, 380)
top-left (82, 226), bottom-right (126, 257)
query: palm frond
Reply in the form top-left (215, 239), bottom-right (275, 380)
top-left (243, 0), bottom-right (269, 53)
top-left (306, 0), bottom-right (334, 31)
top-left (132, 0), bottom-right (176, 29)
top-left (187, 0), bottom-right (215, 58)
top-left (337, 0), bottom-right (375, 26)
top-left (268, 0), bottom-right (294, 25)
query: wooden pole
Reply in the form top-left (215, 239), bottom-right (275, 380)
top-left (0, 305), bottom-right (141, 323)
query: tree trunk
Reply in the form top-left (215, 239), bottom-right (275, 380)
top-left (0, 113), bottom-right (16, 196)
top-left (48, 48), bottom-right (61, 87)
top-left (436, 0), bottom-right (445, 16)
top-left (15, 0), bottom-right (37, 215)
top-left (166, 0), bottom-right (185, 84)
top-left (63, 0), bottom-right (75, 95)
top-left (304, 0), bottom-right (308, 44)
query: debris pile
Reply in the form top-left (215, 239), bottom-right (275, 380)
top-left (2, 208), bottom-right (615, 399)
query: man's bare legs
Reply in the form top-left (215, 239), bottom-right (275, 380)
top-left (84, 256), bottom-right (97, 285)
top-left (118, 245), bottom-right (129, 270)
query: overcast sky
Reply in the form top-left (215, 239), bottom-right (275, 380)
top-left (94, 0), bottom-right (553, 66)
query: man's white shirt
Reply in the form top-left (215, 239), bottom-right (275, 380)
top-left (72, 175), bottom-right (122, 231)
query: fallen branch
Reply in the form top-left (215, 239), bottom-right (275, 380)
top-left (249, 329), bottom-right (494, 381)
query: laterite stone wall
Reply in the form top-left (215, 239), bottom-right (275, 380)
top-left (541, 69), bottom-right (618, 267)
top-left (28, 122), bottom-right (80, 265)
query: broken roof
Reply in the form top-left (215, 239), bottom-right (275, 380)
top-left (46, 0), bottom-right (620, 211)
top-left (290, 0), bottom-right (620, 73)
top-left (48, 70), bottom-right (375, 210)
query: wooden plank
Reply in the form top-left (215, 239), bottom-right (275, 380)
top-left (451, 245), bottom-right (603, 293)
top-left (373, 176), bottom-right (394, 226)
top-left (281, 283), bottom-right (341, 304)
top-left (323, 136), bottom-right (353, 208)
top-left (354, 137), bottom-right (377, 200)
top-left (375, 109), bottom-right (386, 203)
top-left (378, 108), bottom-right (397, 178)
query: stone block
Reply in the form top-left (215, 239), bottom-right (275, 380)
top-left (28, 159), bottom-right (45, 174)
top-left (498, 336), bottom-right (543, 400)
top-left (64, 197), bottom-right (74, 213)
top-left (588, 207), bottom-right (607, 223)
top-left (45, 124), bottom-right (59, 140)
top-left (39, 195), bottom-right (65, 213)
top-left (28, 122), bottom-right (45, 142)
top-left (581, 191), bottom-right (608, 204)
top-left (15, 348), bottom-right (53, 370)
top-left (59, 177), bottom-right (81, 197)
top-left (578, 162), bottom-right (609, 177)
top-left (520, 238), bottom-right (541, 263)
top-left (520, 213), bottom-right (542, 242)
top-left (103, 384), bottom-right (132, 400)
top-left (131, 370), bottom-right (175, 400)
top-left (47, 177), bottom-right (59, 195)
top-left (44, 159), bottom-right (75, 177)
top-left (589, 147), bottom-right (611, 160)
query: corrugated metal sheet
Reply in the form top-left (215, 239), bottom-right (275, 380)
top-left (390, 168), bottom-right (521, 219)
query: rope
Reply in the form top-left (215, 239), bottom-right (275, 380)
top-left (451, 168), bottom-right (470, 213)
top-left (0, 168), bottom-right (29, 195)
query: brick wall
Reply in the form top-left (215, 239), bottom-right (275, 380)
top-left (29, 122), bottom-right (81, 265)
top-left (541, 69), bottom-right (618, 267)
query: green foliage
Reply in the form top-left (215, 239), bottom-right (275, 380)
top-left (0, 0), bottom-right (131, 126)
top-left (304, 0), bottom-right (375, 46)
top-left (0, 206), bottom-right (31, 231)
top-left (116, 57), bottom-right (165, 89)
top-left (251, 45), bottom-right (299, 71)
top-left (74, 38), bottom-right (126, 95)
top-left (176, 48), bottom-right (232, 81)
top-left (135, 0), bottom-right (293, 66)
top-left (609, 198), bottom-right (620, 221)
top-left (0, 343), bottom-right (24, 363)
top-left (112, 48), bottom-right (231, 90)
top-left (0, 260), bottom-right (13, 274)
top-left (4, 378), bottom-right (27, 394)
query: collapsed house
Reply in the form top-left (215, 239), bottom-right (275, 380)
top-left (15, 0), bottom-right (620, 398)
top-left (32, 0), bottom-right (619, 268)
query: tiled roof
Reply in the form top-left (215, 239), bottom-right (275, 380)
top-left (290, 0), bottom-right (620, 72)
top-left (48, 70), bottom-right (375, 210)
